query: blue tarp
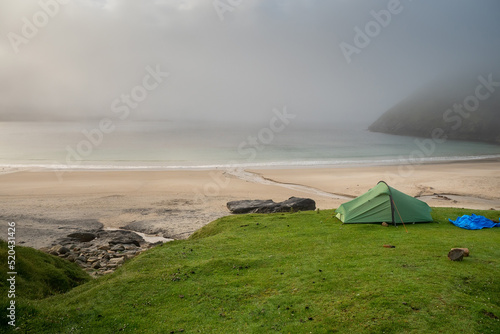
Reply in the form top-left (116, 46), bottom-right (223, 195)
top-left (449, 214), bottom-right (500, 230)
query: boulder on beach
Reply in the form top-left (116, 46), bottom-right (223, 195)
top-left (97, 230), bottom-right (144, 247)
top-left (227, 197), bottom-right (316, 214)
top-left (226, 199), bottom-right (276, 214)
top-left (67, 232), bottom-right (97, 242)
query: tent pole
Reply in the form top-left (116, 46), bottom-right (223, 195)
top-left (392, 198), bottom-right (409, 233)
top-left (389, 195), bottom-right (396, 227)
top-left (379, 181), bottom-right (397, 227)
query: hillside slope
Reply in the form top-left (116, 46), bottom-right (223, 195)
top-left (0, 241), bottom-right (90, 328)
top-left (10, 208), bottom-right (500, 333)
top-left (369, 73), bottom-right (500, 144)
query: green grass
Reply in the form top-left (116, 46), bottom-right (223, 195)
top-left (0, 240), bottom-right (91, 328)
top-left (3, 208), bottom-right (500, 333)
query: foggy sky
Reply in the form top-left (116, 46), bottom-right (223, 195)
top-left (1, 0), bottom-right (499, 125)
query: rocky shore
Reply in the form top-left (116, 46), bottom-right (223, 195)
top-left (39, 229), bottom-right (168, 277)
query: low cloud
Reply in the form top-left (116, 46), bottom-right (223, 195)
top-left (1, 0), bottom-right (499, 125)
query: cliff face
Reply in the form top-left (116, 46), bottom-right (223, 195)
top-left (369, 74), bottom-right (500, 144)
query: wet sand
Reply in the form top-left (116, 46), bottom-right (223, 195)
top-left (0, 160), bottom-right (499, 249)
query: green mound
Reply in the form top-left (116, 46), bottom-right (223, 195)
top-left (7, 208), bottom-right (500, 333)
top-left (0, 241), bottom-right (90, 329)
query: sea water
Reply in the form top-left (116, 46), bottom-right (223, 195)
top-left (0, 121), bottom-right (499, 170)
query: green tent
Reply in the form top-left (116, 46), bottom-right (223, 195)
top-left (335, 181), bottom-right (432, 225)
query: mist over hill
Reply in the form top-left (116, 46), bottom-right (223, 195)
top-left (369, 72), bottom-right (500, 144)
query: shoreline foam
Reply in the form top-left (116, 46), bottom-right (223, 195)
top-left (1, 154), bottom-right (500, 172)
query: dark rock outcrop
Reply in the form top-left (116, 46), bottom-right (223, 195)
top-left (101, 230), bottom-right (143, 247)
top-left (67, 232), bottom-right (97, 242)
top-left (41, 229), bottom-right (164, 277)
top-left (226, 199), bottom-right (276, 214)
top-left (227, 197), bottom-right (316, 214)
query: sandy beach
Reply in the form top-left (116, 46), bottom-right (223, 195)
top-left (1, 160), bottom-right (499, 249)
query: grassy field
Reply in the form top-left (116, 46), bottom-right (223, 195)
top-left (2, 207), bottom-right (500, 333)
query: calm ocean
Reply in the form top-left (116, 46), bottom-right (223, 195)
top-left (1, 121), bottom-right (499, 170)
